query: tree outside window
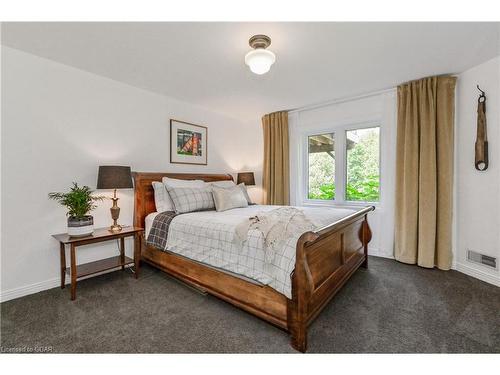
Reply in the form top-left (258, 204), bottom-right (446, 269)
top-left (307, 126), bottom-right (380, 202)
top-left (346, 127), bottom-right (380, 202)
top-left (308, 133), bottom-right (335, 200)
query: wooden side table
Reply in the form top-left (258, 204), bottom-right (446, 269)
top-left (52, 226), bottom-right (143, 300)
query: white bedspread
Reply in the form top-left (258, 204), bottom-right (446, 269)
top-left (148, 205), bottom-right (358, 298)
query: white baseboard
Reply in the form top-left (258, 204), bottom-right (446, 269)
top-left (368, 247), bottom-right (394, 259)
top-left (0, 277), bottom-right (61, 303)
top-left (455, 262), bottom-right (500, 287)
top-left (0, 265), bottom-right (134, 303)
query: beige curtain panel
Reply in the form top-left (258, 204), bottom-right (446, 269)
top-left (262, 111), bottom-right (290, 205)
top-left (395, 76), bottom-right (457, 270)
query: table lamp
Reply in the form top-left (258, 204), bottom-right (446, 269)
top-left (237, 172), bottom-right (255, 186)
top-left (97, 166), bottom-right (133, 232)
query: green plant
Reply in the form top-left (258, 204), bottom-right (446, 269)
top-left (308, 182), bottom-right (335, 200)
top-left (48, 182), bottom-right (106, 219)
top-left (346, 174), bottom-right (380, 201)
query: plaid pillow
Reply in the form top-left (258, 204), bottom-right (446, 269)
top-left (165, 186), bottom-right (215, 214)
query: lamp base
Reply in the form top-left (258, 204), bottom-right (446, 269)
top-left (109, 223), bottom-right (122, 233)
top-left (109, 192), bottom-right (122, 233)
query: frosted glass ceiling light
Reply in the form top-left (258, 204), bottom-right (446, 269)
top-left (245, 34), bottom-right (276, 75)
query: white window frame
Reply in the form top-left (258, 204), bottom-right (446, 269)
top-left (304, 130), bottom-right (337, 203)
top-left (302, 120), bottom-right (382, 207)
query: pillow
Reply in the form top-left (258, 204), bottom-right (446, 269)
top-left (211, 182), bottom-right (252, 205)
top-left (212, 185), bottom-right (248, 212)
top-left (162, 177), bottom-right (206, 188)
top-left (238, 183), bottom-right (253, 205)
top-left (152, 178), bottom-right (207, 213)
top-left (166, 186), bottom-right (215, 214)
top-left (152, 181), bottom-right (173, 212)
top-left (207, 180), bottom-right (236, 188)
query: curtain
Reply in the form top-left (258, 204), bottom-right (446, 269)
top-left (262, 111), bottom-right (290, 205)
top-left (395, 76), bottom-right (456, 270)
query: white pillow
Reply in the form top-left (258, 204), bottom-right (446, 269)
top-left (211, 181), bottom-right (252, 204)
top-left (207, 180), bottom-right (236, 188)
top-left (212, 185), bottom-right (248, 212)
top-left (162, 177), bottom-right (206, 188)
top-left (238, 183), bottom-right (253, 205)
top-left (152, 181), bottom-right (173, 212)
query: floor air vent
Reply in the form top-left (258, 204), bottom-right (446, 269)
top-left (467, 250), bottom-right (498, 269)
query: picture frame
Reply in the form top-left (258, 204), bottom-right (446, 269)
top-left (170, 119), bottom-right (208, 165)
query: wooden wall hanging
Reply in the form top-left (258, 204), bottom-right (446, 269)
top-left (475, 85), bottom-right (488, 171)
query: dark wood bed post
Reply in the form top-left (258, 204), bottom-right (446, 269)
top-left (361, 219), bottom-right (372, 269)
top-left (288, 232), bottom-right (318, 352)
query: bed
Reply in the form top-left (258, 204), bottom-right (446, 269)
top-left (133, 172), bottom-right (374, 352)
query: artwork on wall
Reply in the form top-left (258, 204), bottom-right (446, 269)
top-left (474, 85), bottom-right (488, 171)
top-left (170, 119), bottom-right (208, 165)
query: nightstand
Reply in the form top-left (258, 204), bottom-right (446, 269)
top-left (52, 226), bottom-right (143, 300)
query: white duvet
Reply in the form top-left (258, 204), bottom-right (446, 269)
top-left (146, 205), bottom-right (358, 298)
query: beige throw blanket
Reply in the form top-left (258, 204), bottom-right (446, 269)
top-left (234, 207), bottom-right (316, 262)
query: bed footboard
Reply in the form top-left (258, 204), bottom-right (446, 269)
top-left (288, 206), bottom-right (374, 352)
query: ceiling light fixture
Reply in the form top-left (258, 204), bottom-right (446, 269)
top-left (244, 34), bottom-right (276, 75)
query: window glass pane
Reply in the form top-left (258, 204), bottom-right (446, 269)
top-left (308, 133), bottom-right (335, 200)
top-left (346, 127), bottom-right (380, 202)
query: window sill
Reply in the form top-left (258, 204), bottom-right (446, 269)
top-left (300, 199), bottom-right (380, 210)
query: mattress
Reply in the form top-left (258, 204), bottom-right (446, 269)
top-left (145, 205), bottom-right (358, 298)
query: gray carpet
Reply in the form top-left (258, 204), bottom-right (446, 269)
top-left (1, 256), bottom-right (499, 353)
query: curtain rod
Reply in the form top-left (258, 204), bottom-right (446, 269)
top-left (288, 86), bottom-right (396, 114)
top-left (287, 73), bottom-right (459, 114)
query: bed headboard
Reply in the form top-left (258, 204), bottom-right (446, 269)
top-left (132, 172), bottom-right (234, 229)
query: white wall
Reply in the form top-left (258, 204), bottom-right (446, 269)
top-left (2, 45), bottom-right (499, 302)
top-left (289, 91), bottom-right (397, 258)
top-left (0, 46), bottom-right (263, 301)
top-left (455, 56), bottom-right (500, 286)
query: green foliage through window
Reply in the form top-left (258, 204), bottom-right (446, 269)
top-left (307, 127), bottom-right (380, 202)
top-left (346, 127), bottom-right (380, 202)
top-left (308, 133), bottom-right (335, 200)
top-left (308, 182), bottom-right (335, 200)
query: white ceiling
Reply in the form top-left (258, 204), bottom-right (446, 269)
top-left (2, 22), bottom-right (499, 121)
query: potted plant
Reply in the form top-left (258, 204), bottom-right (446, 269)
top-left (49, 182), bottom-right (106, 237)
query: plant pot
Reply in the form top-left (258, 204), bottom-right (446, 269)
top-left (67, 215), bottom-right (94, 237)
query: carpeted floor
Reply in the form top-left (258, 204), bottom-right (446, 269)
top-left (1, 256), bottom-right (499, 353)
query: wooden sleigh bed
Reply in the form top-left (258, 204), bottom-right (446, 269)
top-left (133, 172), bottom-right (374, 352)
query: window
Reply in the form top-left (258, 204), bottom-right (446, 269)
top-left (346, 127), bottom-right (380, 202)
top-left (304, 124), bottom-right (380, 204)
top-left (308, 133), bottom-right (335, 200)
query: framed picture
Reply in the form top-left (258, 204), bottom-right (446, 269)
top-left (170, 119), bottom-right (208, 165)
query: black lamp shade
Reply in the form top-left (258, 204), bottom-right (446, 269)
top-left (237, 172), bottom-right (255, 186)
top-left (97, 166), bottom-right (133, 189)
